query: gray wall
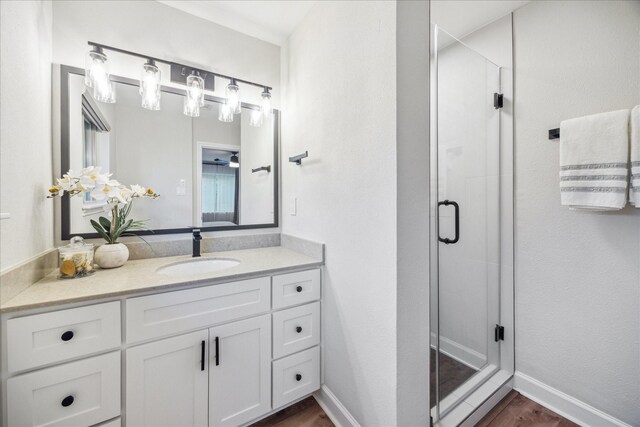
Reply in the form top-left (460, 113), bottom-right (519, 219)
top-left (513, 1), bottom-right (640, 424)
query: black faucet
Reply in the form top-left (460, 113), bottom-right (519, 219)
top-left (192, 228), bottom-right (202, 257)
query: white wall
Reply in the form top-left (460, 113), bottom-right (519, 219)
top-left (513, 1), bottom-right (640, 424)
top-left (240, 109), bottom-right (275, 225)
top-left (51, 0), bottom-right (280, 107)
top-left (0, 0), bottom-right (54, 271)
top-left (282, 1), bottom-right (398, 425)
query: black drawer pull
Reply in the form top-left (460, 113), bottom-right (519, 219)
top-left (296, 286), bottom-right (303, 293)
top-left (61, 331), bottom-right (74, 341)
top-left (61, 395), bottom-right (74, 407)
top-left (296, 326), bottom-right (302, 333)
top-left (200, 340), bottom-right (205, 371)
top-left (295, 373), bottom-right (302, 381)
top-left (214, 336), bottom-right (220, 366)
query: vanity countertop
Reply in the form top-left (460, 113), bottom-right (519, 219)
top-left (1, 246), bottom-right (323, 313)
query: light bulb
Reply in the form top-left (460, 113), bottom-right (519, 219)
top-left (226, 80), bottom-right (241, 114)
top-left (186, 74), bottom-right (204, 107)
top-left (85, 47), bottom-right (109, 89)
top-left (249, 109), bottom-right (263, 127)
top-left (261, 88), bottom-right (272, 118)
top-left (183, 97), bottom-right (200, 117)
top-left (140, 60), bottom-right (161, 110)
top-left (218, 102), bottom-right (233, 122)
top-left (94, 79), bottom-right (116, 103)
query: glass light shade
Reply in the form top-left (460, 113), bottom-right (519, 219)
top-left (85, 48), bottom-right (109, 89)
top-left (249, 109), bottom-right (263, 127)
top-left (140, 62), bottom-right (161, 110)
top-left (229, 153), bottom-right (239, 168)
top-left (93, 79), bottom-right (116, 103)
top-left (183, 97), bottom-right (200, 117)
top-left (186, 74), bottom-right (205, 107)
top-left (218, 102), bottom-right (233, 122)
top-left (226, 82), bottom-right (241, 114)
top-left (261, 89), bottom-right (272, 118)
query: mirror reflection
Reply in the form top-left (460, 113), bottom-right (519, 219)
top-left (64, 70), bottom-right (277, 238)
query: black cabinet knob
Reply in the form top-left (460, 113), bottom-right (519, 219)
top-left (61, 395), bottom-right (74, 407)
top-left (295, 373), bottom-right (302, 381)
top-left (61, 331), bottom-right (74, 341)
top-left (296, 326), bottom-right (302, 333)
top-left (296, 286), bottom-right (303, 293)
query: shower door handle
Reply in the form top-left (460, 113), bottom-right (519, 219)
top-left (438, 200), bottom-right (460, 244)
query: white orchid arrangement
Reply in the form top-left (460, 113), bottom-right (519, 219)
top-left (48, 166), bottom-right (159, 244)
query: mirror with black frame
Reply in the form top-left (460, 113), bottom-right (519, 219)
top-left (58, 66), bottom-right (278, 240)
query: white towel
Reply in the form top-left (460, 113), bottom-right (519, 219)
top-left (559, 109), bottom-right (630, 210)
top-left (629, 106), bottom-right (640, 206)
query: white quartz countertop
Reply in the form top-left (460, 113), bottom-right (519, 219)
top-left (1, 246), bottom-right (323, 313)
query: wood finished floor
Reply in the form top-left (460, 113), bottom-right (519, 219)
top-left (430, 348), bottom-right (477, 408)
top-left (250, 388), bottom-right (576, 427)
top-left (250, 396), bottom-right (334, 427)
top-left (476, 391), bottom-right (578, 427)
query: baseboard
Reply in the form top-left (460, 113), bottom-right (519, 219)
top-left (313, 385), bottom-right (360, 427)
top-left (430, 332), bottom-right (486, 370)
top-left (513, 372), bottom-right (631, 427)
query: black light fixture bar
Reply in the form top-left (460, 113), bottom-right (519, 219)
top-left (87, 41), bottom-right (273, 91)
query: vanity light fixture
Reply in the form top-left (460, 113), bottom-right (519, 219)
top-left (85, 46), bottom-right (109, 89)
top-left (229, 153), bottom-right (240, 168)
top-left (249, 109), bottom-right (263, 127)
top-left (183, 72), bottom-right (204, 117)
top-left (261, 87), bottom-right (272, 118)
top-left (85, 42), bottom-right (274, 121)
top-left (85, 46), bottom-right (115, 103)
top-left (226, 79), bottom-right (241, 114)
top-left (218, 102), bottom-right (234, 122)
top-left (140, 60), bottom-right (161, 110)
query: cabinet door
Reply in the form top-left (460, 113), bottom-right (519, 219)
top-left (127, 330), bottom-right (208, 427)
top-left (209, 314), bottom-right (271, 426)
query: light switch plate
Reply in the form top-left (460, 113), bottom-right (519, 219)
top-left (289, 197), bottom-right (297, 216)
top-left (176, 179), bottom-right (186, 196)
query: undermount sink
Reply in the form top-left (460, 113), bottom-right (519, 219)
top-left (156, 258), bottom-right (240, 276)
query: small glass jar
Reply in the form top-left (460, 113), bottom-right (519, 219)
top-left (58, 236), bottom-right (95, 279)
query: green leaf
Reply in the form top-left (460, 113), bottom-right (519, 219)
top-left (98, 216), bottom-right (111, 231)
top-left (90, 219), bottom-right (112, 243)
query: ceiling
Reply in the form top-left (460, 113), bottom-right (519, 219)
top-left (432, 0), bottom-right (530, 39)
top-left (157, 1), bottom-right (316, 46)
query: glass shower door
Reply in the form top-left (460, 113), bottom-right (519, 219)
top-left (430, 25), bottom-right (502, 420)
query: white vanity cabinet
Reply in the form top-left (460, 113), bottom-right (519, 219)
top-left (1, 268), bottom-right (322, 427)
top-left (126, 330), bottom-right (209, 427)
top-left (209, 315), bottom-right (271, 426)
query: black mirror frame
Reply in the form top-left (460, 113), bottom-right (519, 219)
top-left (59, 65), bottom-right (279, 241)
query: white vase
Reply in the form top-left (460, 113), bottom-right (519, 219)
top-left (95, 243), bottom-right (129, 269)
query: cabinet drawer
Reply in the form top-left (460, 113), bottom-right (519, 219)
top-left (272, 346), bottom-right (320, 409)
top-left (272, 269), bottom-right (320, 309)
top-left (7, 352), bottom-right (121, 427)
top-left (126, 277), bottom-right (270, 343)
top-left (6, 301), bottom-right (121, 373)
top-left (272, 302), bottom-right (320, 359)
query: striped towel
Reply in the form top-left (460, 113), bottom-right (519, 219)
top-left (630, 106), bottom-right (640, 206)
top-left (559, 109), bottom-right (630, 210)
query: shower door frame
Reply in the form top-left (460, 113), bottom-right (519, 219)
top-left (429, 22), bottom-right (515, 424)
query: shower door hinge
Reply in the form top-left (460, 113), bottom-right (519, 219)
top-left (494, 324), bottom-right (505, 342)
top-left (493, 93), bottom-right (504, 109)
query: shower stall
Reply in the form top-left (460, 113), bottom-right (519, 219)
top-left (430, 19), bottom-right (514, 424)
